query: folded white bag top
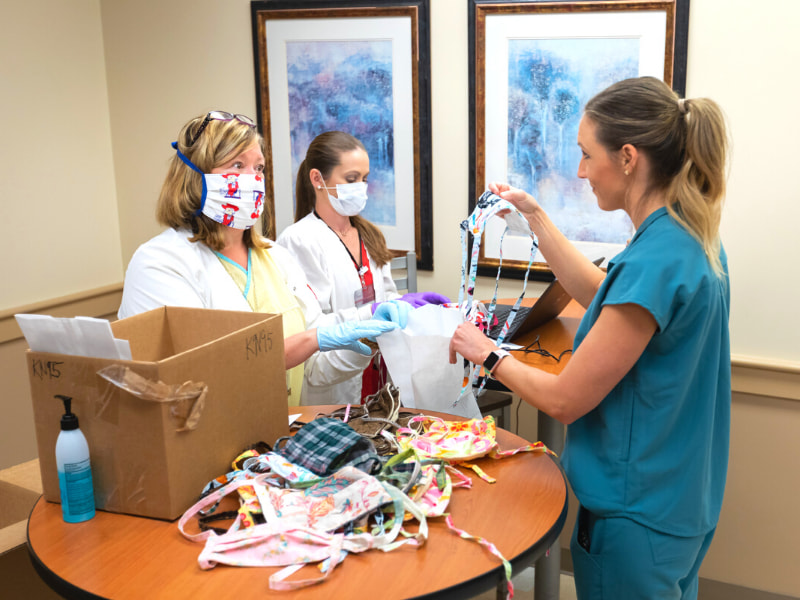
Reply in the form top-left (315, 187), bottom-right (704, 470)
top-left (377, 304), bottom-right (481, 419)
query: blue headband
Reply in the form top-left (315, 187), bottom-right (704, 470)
top-left (172, 141), bottom-right (208, 216)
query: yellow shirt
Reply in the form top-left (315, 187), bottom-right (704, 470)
top-left (217, 247), bottom-right (306, 406)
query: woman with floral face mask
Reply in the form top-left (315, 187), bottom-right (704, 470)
top-left (118, 113), bottom-right (405, 406)
top-left (277, 131), bottom-right (449, 405)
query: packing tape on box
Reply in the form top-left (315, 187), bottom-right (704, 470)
top-left (96, 365), bottom-right (208, 432)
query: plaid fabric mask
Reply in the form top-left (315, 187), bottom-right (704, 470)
top-left (275, 418), bottom-right (382, 476)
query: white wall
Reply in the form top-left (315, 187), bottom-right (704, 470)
top-left (688, 0), bottom-right (800, 364)
top-left (0, 0), bottom-right (121, 309)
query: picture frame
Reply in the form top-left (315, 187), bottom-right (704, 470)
top-left (469, 0), bottom-right (690, 279)
top-left (251, 0), bottom-right (433, 270)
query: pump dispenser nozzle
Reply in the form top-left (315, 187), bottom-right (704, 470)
top-left (56, 395), bottom-right (79, 431)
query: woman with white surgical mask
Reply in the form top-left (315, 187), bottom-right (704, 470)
top-left (119, 113), bottom-right (406, 407)
top-left (278, 131), bottom-right (448, 405)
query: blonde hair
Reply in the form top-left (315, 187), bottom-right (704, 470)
top-left (584, 77), bottom-right (729, 275)
top-left (295, 131), bottom-right (393, 267)
top-left (157, 113), bottom-right (272, 252)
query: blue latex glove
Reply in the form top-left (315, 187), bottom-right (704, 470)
top-left (371, 299), bottom-right (414, 328)
top-left (398, 291), bottom-right (451, 308)
top-left (317, 320), bottom-right (399, 356)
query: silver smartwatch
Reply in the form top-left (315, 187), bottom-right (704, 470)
top-left (483, 349), bottom-right (511, 375)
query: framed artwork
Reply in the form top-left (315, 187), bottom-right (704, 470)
top-left (251, 0), bottom-right (433, 270)
top-left (469, 0), bottom-right (690, 279)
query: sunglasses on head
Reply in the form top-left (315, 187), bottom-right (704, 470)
top-left (188, 111), bottom-right (256, 147)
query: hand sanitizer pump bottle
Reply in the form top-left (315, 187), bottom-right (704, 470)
top-left (55, 395), bottom-right (96, 523)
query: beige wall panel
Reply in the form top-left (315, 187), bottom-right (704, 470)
top-left (100, 0), bottom-right (260, 265)
top-left (702, 392), bottom-right (800, 596)
top-left (0, 0), bottom-right (121, 310)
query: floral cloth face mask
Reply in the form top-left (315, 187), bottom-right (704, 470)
top-left (396, 414), bottom-right (555, 482)
top-left (172, 141), bottom-right (266, 230)
top-left (178, 466), bottom-right (427, 591)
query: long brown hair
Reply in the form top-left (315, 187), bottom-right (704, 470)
top-left (585, 77), bottom-right (729, 275)
top-left (295, 131), bottom-right (393, 266)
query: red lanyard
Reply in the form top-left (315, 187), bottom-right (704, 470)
top-left (357, 238), bottom-right (374, 287)
top-left (316, 212), bottom-right (374, 286)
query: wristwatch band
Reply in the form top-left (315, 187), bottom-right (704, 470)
top-left (483, 349), bottom-right (511, 374)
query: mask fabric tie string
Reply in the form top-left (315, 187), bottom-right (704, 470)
top-left (172, 141), bottom-right (208, 215)
top-left (458, 191), bottom-right (538, 396)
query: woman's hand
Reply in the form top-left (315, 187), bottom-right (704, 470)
top-left (317, 320), bottom-right (399, 356)
top-left (398, 291), bottom-right (450, 308)
top-left (372, 299), bottom-right (413, 328)
top-left (449, 322), bottom-right (498, 366)
top-left (488, 182), bottom-right (541, 218)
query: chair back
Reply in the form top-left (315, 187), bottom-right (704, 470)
top-left (390, 251), bottom-right (417, 293)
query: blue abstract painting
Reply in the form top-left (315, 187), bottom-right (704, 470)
top-left (507, 38), bottom-right (639, 244)
top-left (286, 40), bottom-right (395, 226)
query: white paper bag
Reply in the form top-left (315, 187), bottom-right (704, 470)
top-left (377, 304), bottom-right (481, 419)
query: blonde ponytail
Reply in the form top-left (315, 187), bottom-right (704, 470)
top-left (665, 97), bottom-right (728, 275)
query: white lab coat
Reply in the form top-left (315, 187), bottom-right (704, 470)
top-left (277, 212), bottom-right (400, 404)
top-left (118, 228), bottom-right (373, 403)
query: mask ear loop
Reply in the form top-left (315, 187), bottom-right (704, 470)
top-left (458, 191), bottom-right (538, 397)
top-left (472, 231), bottom-right (537, 395)
top-left (484, 230), bottom-right (538, 348)
top-left (172, 141), bottom-right (208, 215)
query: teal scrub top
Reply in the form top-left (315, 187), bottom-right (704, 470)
top-left (562, 207), bottom-right (731, 537)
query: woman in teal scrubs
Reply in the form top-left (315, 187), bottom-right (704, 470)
top-left (450, 76), bottom-right (730, 599)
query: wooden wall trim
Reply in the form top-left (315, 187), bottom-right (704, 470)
top-left (0, 284), bottom-right (123, 344)
top-left (732, 355), bottom-right (800, 402)
top-left (732, 354), bottom-right (800, 375)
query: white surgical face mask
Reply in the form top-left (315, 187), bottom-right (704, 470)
top-left (321, 177), bottom-right (368, 216)
top-left (201, 172), bottom-right (265, 230)
top-left (172, 142), bottom-right (266, 230)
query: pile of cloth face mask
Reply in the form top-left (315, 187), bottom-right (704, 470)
top-left (178, 406), bottom-right (554, 598)
top-left (178, 418), bottom-right (429, 592)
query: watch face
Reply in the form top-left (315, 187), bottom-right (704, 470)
top-left (484, 351), bottom-right (500, 371)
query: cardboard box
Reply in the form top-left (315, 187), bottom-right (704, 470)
top-left (26, 307), bottom-right (289, 521)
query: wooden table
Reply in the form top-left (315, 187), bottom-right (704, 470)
top-left (482, 298), bottom-right (583, 377)
top-left (479, 299), bottom-right (584, 600)
top-left (27, 406), bottom-right (568, 600)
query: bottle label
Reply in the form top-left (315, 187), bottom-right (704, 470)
top-left (59, 459), bottom-right (95, 522)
